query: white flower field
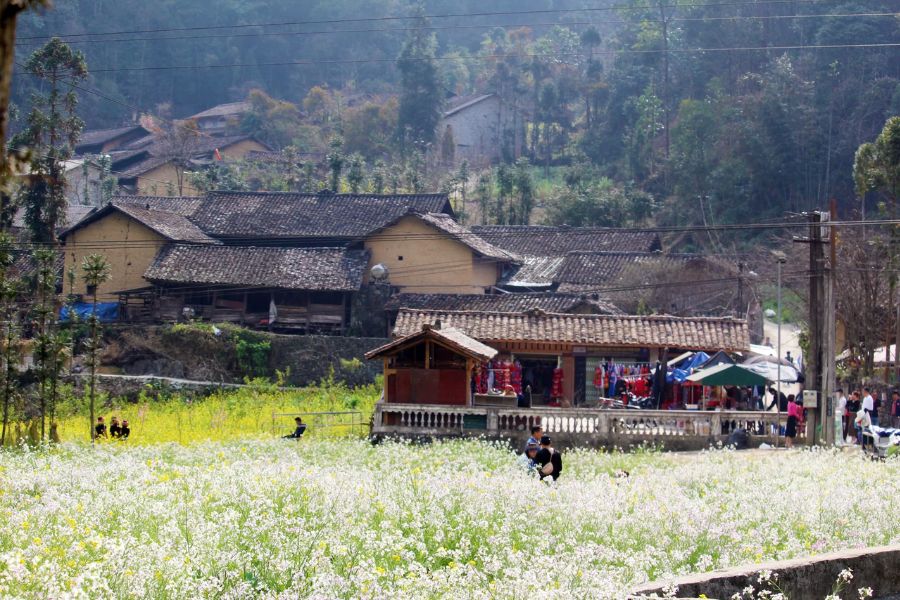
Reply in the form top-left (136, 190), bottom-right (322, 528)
top-left (1, 440), bottom-right (898, 599)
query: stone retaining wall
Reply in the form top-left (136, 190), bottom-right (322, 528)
top-left (630, 545), bottom-right (900, 600)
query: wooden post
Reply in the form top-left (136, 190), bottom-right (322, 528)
top-left (466, 359), bottom-right (473, 407)
top-left (382, 359), bottom-right (389, 402)
top-left (424, 340), bottom-right (431, 369)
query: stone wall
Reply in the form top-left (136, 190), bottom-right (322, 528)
top-left (630, 545), bottom-right (900, 600)
top-left (103, 325), bottom-right (388, 388)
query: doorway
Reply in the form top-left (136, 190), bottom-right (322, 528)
top-left (519, 356), bottom-right (558, 406)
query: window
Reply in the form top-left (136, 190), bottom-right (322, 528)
top-left (398, 255), bottom-right (404, 261)
top-left (86, 284), bottom-right (97, 296)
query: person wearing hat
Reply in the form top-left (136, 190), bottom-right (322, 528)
top-left (535, 436), bottom-right (563, 481)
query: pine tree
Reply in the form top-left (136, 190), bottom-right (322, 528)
top-left (397, 7), bottom-right (442, 152)
top-left (326, 136), bottom-right (345, 192)
top-left (347, 153), bottom-right (365, 193)
top-left (11, 38), bottom-right (87, 243)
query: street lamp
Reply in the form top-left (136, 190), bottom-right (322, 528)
top-left (773, 251), bottom-right (788, 440)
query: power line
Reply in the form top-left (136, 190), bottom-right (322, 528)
top-left (14, 12), bottom-right (897, 47)
top-left (14, 0), bottom-right (853, 41)
top-left (83, 42), bottom-right (900, 74)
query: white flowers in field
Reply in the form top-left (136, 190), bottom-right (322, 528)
top-left (0, 441), bottom-right (898, 599)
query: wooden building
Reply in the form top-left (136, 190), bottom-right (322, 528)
top-left (131, 245), bottom-right (369, 332)
top-left (366, 323), bottom-right (497, 406)
top-left (391, 308), bottom-right (749, 407)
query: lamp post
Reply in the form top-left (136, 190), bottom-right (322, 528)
top-left (773, 251), bottom-right (788, 442)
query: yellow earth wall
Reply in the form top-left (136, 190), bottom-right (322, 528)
top-left (63, 212), bottom-right (167, 301)
top-left (135, 139), bottom-right (268, 196)
top-left (364, 215), bottom-right (499, 294)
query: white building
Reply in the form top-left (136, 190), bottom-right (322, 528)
top-left (439, 94), bottom-right (522, 167)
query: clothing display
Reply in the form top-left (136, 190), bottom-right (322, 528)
top-left (551, 368), bottom-right (564, 399)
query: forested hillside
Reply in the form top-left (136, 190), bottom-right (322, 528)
top-left (10, 0), bottom-right (900, 236)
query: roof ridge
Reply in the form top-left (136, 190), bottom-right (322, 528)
top-left (399, 307), bottom-right (744, 323)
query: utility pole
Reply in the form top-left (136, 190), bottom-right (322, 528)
top-left (823, 201), bottom-right (837, 445)
top-left (795, 211), bottom-right (829, 444)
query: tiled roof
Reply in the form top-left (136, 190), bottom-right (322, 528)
top-left (187, 101), bottom-right (251, 120)
top-left (76, 125), bottom-right (147, 150)
top-left (394, 309), bottom-right (750, 351)
top-left (112, 195), bottom-right (204, 217)
top-left (385, 292), bottom-right (623, 315)
top-left (378, 213), bottom-right (518, 263)
top-left (190, 191), bottom-right (453, 239)
top-left (13, 203), bottom-right (95, 231)
top-left (470, 225), bottom-right (662, 256)
top-left (60, 202), bottom-right (217, 244)
top-left (554, 252), bottom-right (712, 293)
top-left (110, 202), bottom-right (218, 244)
top-left (114, 155), bottom-right (170, 178)
top-left (366, 325), bottom-right (498, 362)
top-left (145, 245), bottom-right (369, 291)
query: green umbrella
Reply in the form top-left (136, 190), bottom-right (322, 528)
top-left (685, 363), bottom-right (769, 387)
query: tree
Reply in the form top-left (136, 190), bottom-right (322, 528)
top-left (397, 8), bottom-right (442, 151)
top-left (31, 248), bottom-right (60, 441)
top-left (440, 125), bottom-right (456, 167)
top-left (148, 117), bottom-right (201, 196)
top-left (0, 0), bottom-right (48, 156)
top-left (81, 253), bottom-right (110, 442)
top-left (326, 136), bottom-right (345, 192)
top-left (475, 171), bottom-right (492, 225)
top-left (0, 232), bottom-right (19, 446)
top-left (11, 38), bottom-right (87, 243)
top-left (512, 157), bottom-right (534, 225)
top-left (854, 116), bottom-right (900, 206)
top-left (346, 153), bottom-right (365, 194)
top-left (495, 164), bottom-right (514, 225)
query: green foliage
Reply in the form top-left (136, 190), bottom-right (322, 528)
top-left (397, 8), bottom-right (442, 150)
top-left (546, 171), bottom-right (654, 228)
top-left (235, 338), bottom-right (271, 377)
top-left (12, 37), bottom-right (87, 243)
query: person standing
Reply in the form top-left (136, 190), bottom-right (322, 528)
top-left (517, 442), bottom-right (540, 474)
top-left (846, 391), bottom-right (861, 443)
top-left (835, 388), bottom-right (847, 446)
top-left (855, 405), bottom-right (872, 449)
top-left (785, 395), bottom-right (803, 448)
top-left (892, 390), bottom-right (900, 429)
top-left (862, 387), bottom-right (877, 426)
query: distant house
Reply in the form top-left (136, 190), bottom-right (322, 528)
top-left (12, 157), bottom-right (104, 207)
top-left (183, 101), bottom-right (251, 136)
top-left (470, 225), bottom-right (663, 292)
top-left (106, 134), bottom-right (270, 196)
top-left (439, 94), bottom-right (522, 166)
top-left (75, 125), bottom-right (150, 155)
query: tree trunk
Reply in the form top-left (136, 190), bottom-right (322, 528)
top-left (0, 2), bottom-right (27, 160)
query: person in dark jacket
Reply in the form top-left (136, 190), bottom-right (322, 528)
top-left (109, 417), bottom-right (121, 439)
top-left (94, 416), bottom-right (107, 439)
top-left (766, 387), bottom-right (788, 412)
top-left (535, 436), bottom-right (563, 481)
top-left (120, 420), bottom-right (130, 440)
top-left (283, 417), bottom-right (307, 439)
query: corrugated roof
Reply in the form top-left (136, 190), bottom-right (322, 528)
top-left (393, 309), bottom-right (749, 351)
top-left (385, 292), bottom-right (623, 315)
top-left (190, 191), bottom-right (453, 239)
top-left (145, 245), bottom-right (369, 291)
top-left (502, 255), bottom-right (566, 287)
top-left (366, 325), bottom-right (498, 362)
top-left (443, 94), bottom-right (495, 117)
top-left (471, 225), bottom-right (662, 256)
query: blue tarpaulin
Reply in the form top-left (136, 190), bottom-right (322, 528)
top-left (668, 351), bottom-right (710, 383)
top-left (59, 302), bottom-right (119, 323)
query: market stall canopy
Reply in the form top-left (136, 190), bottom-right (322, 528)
top-left (742, 354), bottom-right (799, 383)
top-left (699, 350), bottom-right (735, 369)
top-left (742, 361), bottom-right (798, 383)
top-left (685, 363), bottom-right (768, 387)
